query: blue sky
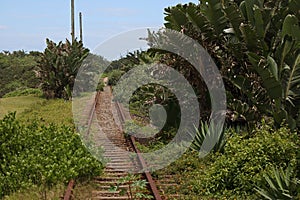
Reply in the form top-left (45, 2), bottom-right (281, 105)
top-left (0, 0), bottom-right (198, 53)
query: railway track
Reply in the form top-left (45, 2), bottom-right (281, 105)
top-left (64, 86), bottom-right (181, 199)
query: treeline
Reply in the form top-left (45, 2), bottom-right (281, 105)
top-left (0, 41), bottom-right (109, 99)
top-left (0, 50), bottom-right (41, 97)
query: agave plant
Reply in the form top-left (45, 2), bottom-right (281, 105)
top-left (190, 121), bottom-right (226, 154)
top-left (255, 165), bottom-right (300, 199)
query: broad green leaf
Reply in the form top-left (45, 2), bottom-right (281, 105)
top-left (185, 4), bottom-right (213, 37)
top-left (240, 23), bottom-right (261, 52)
top-left (253, 5), bottom-right (264, 38)
top-left (248, 52), bottom-right (282, 99)
top-left (244, 0), bottom-right (255, 26)
top-left (200, 0), bottom-right (227, 35)
top-left (223, 3), bottom-right (244, 39)
top-left (267, 56), bottom-right (278, 80)
top-left (285, 54), bottom-right (300, 101)
top-left (282, 14), bottom-right (300, 41)
top-left (164, 6), bottom-right (188, 31)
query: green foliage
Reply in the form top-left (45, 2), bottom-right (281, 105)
top-left (106, 50), bottom-right (160, 73)
top-left (106, 70), bottom-right (125, 86)
top-left (0, 113), bottom-right (104, 198)
top-left (0, 96), bottom-right (44, 119)
top-left (190, 121), bottom-right (226, 154)
top-left (96, 80), bottom-right (105, 91)
top-left (255, 165), bottom-right (300, 199)
top-left (162, 0), bottom-right (300, 129)
top-left (198, 122), bottom-right (299, 199)
top-left (3, 184), bottom-right (65, 200)
top-left (0, 51), bottom-right (40, 98)
top-left (18, 98), bottom-right (73, 127)
top-left (38, 39), bottom-right (89, 100)
top-left (124, 120), bottom-right (158, 139)
top-left (109, 174), bottom-right (152, 199)
top-left (3, 88), bottom-right (43, 98)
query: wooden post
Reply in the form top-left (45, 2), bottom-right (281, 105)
top-left (79, 12), bottom-right (83, 42)
top-left (71, 0), bottom-right (75, 43)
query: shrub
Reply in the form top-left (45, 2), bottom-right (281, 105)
top-left (3, 88), bottom-right (43, 98)
top-left (107, 70), bottom-right (125, 86)
top-left (197, 121), bottom-right (299, 199)
top-left (0, 113), bottom-right (104, 198)
top-left (96, 80), bottom-right (105, 91)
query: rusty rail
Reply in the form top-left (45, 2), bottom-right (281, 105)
top-left (115, 101), bottom-right (162, 200)
top-left (63, 92), bottom-right (100, 200)
top-left (63, 179), bottom-right (75, 200)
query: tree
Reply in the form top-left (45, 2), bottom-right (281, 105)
top-left (0, 51), bottom-right (40, 97)
top-left (38, 39), bottom-right (89, 100)
top-left (159, 0), bottom-right (300, 129)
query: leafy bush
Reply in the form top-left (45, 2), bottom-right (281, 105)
top-left (0, 113), bottom-right (104, 198)
top-left (197, 122), bottom-right (299, 199)
top-left (106, 70), bottom-right (125, 86)
top-left (3, 88), bottom-right (43, 98)
top-left (96, 80), bottom-right (105, 92)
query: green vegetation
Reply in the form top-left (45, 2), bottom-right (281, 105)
top-left (0, 96), bottom-right (73, 126)
top-left (4, 184), bottom-right (65, 200)
top-left (109, 1), bottom-right (300, 199)
top-left (109, 174), bottom-right (153, 199)
top-left (141, 123), bottom-right (299, 199)
top-left (256, 165), bottom-right (300, 199)
top-left (3, 88), bottom-right (43, 98)
top-left (161, 0), bottom-right (300, 129)
top-left (190, 122), bottom-right (226, 154)
top-left (0, 113), bottom-right (104, 199)
top-left (0, 96), bottom-right (44, 119)
top-left (0, 51), bottom-right (40, 98)
top-left (18, 98), bottom-right (73, 127)
top-left (197, 123), bottom-right (299, 199)
top-left (1, 0), bottom-right (299, 199)
top-left (38, 39), bottom-right (89, 100)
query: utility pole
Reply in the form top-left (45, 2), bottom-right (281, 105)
top-left (71, 0), bottom-right (75, 43)
top-left (79, 12), bottom-right (83, 42)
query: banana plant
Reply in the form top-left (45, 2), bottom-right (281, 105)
top-left (162, 0), bottom-right (300, 129)
top-left (38, 39), bottom-right (89, 100)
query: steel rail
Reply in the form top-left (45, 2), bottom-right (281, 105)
top-left (114, 101), bottom-right (162, 200)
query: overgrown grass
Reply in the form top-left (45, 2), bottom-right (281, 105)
top-left (18, 99), bottom-right (73, 127)
top-left (0, 96), bottom-right (44, 119)
top-left (0, 95), bottom-right (73, 126)
top-left (3, 88), bottom-right (43, 98)
top-left (4, 184), bottom-right (65, 200)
